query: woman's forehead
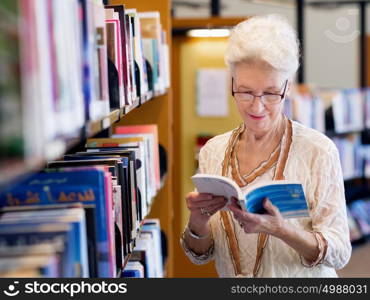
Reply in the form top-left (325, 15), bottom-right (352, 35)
top-left (232, 61), bottom-right (285, 86)
top-left (233, 73), bottom-right (285, 90)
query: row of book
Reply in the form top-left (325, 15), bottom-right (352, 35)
top-left (122, 219), bottom-right (164, 278)
top-left (0, 0), bottom-right (170, 171)
top-left (0, 124), bottom-right (164, 277)
top-left (285, 86), bottom-right (370, 134)
top-left (332, 135), bottom-right (364, 181)
top-left (347, 199), bottom-right (370, 243)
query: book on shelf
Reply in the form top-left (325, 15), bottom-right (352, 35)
top-left (191, 174), bottom-right (309, 218)
top-left (0, 167), bottom-right (116, 278)
top-left (122, 261), bottom-right (145, 278)
top-left (0, 252), bottom-right (60, 278)
top-left (124, 8), bottom-right (137, 102)
top-left (126, 9), bottom-right (149, 100)
top-left (346, 208), bottom-right (363, 242)
top-left (1, 0), bottom-right (169, 279)
top-left (1, 1), bottom-right (170, 174)
top-left (141, 218), bottom-right (163, 278)
top-left (366, 88), bottom-right (370, 129)
top-left (123, 218), bottom-right (164, 279)
top-left (0, 207), bottom-right (89, 277)
top-left (80, 0), bottom-right (110, 121)
top-left (349, 199), bottom-right (370, 237)
top-left (86, 132), bottom-right (159, 218)
top-left (61, 153), bottom-right (138, 256)
top-left (0, 222), bottom-right (75, 277)
top-left (105, 9), bottom-right (125, 109)
top-left (115, 124), bottom-right (160, 191)
top-left (332, 89), bottom-right (364, 134)
top-left (0, 0), bottom-right (23, 164)
top-left (105, 4), bottom-right (132, 106)
top-left (332, 135), bottom-right (363, 181)
top-left (289, 92), bottom-right (325, 133)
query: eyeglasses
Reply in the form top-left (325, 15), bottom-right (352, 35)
top-left (231, 78), bottom-right (288, 105)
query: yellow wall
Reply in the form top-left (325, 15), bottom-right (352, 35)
top-left (179, 37), bottom-right (242, 230)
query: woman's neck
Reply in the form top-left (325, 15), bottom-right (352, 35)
top-left (240, 114), bottom-right (286, 150)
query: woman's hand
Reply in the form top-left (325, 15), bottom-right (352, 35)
top-left (186, 191), bottom-right (228, 227)
top-left (228, 197), bottom-right (286, 237)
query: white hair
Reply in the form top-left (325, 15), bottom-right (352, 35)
top-left (225, 14), bottom-right (300, 79)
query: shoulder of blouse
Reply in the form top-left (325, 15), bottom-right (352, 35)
top-left (200, 129), bottom-right (235, 155)
top-left (291, 120), bottom-right (337, 154)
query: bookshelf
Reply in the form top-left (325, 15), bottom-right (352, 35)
top-left (0, 0), bottom-right (172, 278)
top-left (0, 91), bottom-right (164, 192)
top-left (109, 0), bottom-right (174, 277)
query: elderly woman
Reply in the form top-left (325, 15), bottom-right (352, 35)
top-left (180, 14), bottom-right (351, 277)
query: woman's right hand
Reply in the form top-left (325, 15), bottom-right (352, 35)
top-left (185, 191), bottom-right (228, 227)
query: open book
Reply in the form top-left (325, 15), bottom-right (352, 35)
top-left (191, 174), bottom-right (309, 218)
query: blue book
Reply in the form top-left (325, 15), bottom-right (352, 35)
top-left (0, 168), bottom-right (113, 277)
top-left (142, 218), bottom-right (163, 277)
top-left (191, 174), bottom-right (309, 218)
top-left (0, 208), bottom-right (89, 277)
top-left (0, 222), bottom-right (75, 277)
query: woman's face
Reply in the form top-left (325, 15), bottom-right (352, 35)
top-left (232, 62), bottom-right (288, 136)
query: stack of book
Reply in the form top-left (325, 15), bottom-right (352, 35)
top-left (0, 0), bottom-right (170, 179)
top-left (332, 135), bottom-right (364, 181)
top-left (366, 88), bottom-right (370, 129)
top-left (286, 90), bottom-right (325, 133)
top-left (288, 86), bottom-right (369, 135)
top-left (105, 6), bottom-right (170, 110)
top-left (347, 199), bottom-right (370, 243)
top-left (0, 124), bottom-right (164, 278)
top-left (331, 89), bottom-right (364, 134)
top-left (122, 218), bottom-right (164, 278)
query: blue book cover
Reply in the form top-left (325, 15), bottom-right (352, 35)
top-left (142, 218), bottom-right (163, 277)
top-left (0, 208), bottom-right (89, 277)
top-left (245, 183), bottom-right (309, 218)
top-left (0, 169), bottom-right (111, 277)
top-left (0, 222), bottom-right (75, 277)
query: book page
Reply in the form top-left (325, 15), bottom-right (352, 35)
top-left (191, 174), bottom-right (242, 210)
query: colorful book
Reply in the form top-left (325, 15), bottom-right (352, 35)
top-left (0, 168), bottom-right (115, 277)
top-left (115, 124), bottom-right (160, 191)
top-left (105, 4), bottom-right (132, 105)
top-left (0, 207), bottom-right (89, 277)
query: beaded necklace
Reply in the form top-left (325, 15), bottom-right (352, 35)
top-left (220, 116), bottom-right (292, 277)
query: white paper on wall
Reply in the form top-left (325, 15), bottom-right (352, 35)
top-left (196, 68), bottom-right (228, 117)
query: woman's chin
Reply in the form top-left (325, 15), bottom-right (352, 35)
top-left (245, 120), bottom-right (269, 133)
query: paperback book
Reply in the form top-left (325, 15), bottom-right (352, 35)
top-left (191, 174), bottom-right (309, 218)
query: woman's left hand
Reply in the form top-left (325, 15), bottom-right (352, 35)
top-left (228, 197), bottom-right (286, 237)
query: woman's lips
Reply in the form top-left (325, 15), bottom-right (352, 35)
top-left (248, 114), bottom-right (265, 120)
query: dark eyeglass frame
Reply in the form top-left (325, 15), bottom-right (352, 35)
top-left (231, 78), bottom-right (288, 104)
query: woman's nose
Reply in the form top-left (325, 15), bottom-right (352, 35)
top-left (249, 96), bottom-right (265, 113)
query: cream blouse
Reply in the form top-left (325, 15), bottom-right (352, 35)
top-left (181, 120), bottom-right (352, 277)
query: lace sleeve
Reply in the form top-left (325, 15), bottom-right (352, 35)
top-left (307, 145), bottom-right (352, 269)
top-left (179, 145), bottom-right (216, 265)
top-left (179, 228), bottom-right (215, 265)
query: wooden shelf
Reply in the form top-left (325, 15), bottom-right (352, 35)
top-left (0, 90), bottom-right (163, 190)
top-left (172, 17), bottom-right (248, 30)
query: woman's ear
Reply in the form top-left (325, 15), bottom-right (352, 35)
top-left (285, 79), bottom-right (295, 98)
